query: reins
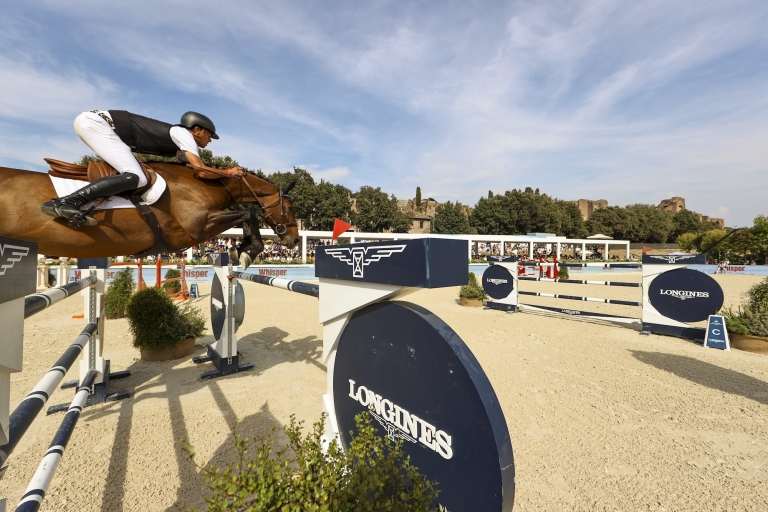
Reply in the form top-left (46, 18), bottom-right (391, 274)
top-left (224, 174), bottom-right (297, 235)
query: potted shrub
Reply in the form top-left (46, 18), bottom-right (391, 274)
top-left (459, 272), bottom-right (486, 307)
top-left (722, 277), bottom-right (768, 353)
top-left (162, 268), bottom-right (182, 296)
top-left (126, 287), bottom-right (206, 361)
top-left (105, 267), bottom-right (135, 319)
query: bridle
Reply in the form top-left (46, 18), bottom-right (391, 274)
top-left (222, 174), bottom-right (297, 235)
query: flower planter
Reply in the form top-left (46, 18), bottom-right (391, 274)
top-left (139, 337), bottom-right (196, 361)
top-left (459, 297), bottom-right (484, 308)
top-left (728, 332), bottom-right (768, 354)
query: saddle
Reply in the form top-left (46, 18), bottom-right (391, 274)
top-left (43, 158), bottom-right (173, 257)
top-left (44, 158), bottom-right (158, 196)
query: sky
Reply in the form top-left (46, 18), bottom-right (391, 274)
top-left (1, 1), bottom-right (767, 227)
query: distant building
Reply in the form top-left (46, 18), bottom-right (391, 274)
top-left (658, 196), bottom-right (686, 212)
top-left (657, 197), bottom-right (724, 228)
top-left (701, 216), bottom-right (725, 229)
top-left (397, 198), bottom-right (442, 234)
top-left (571, 199), bottom-right (608, 220)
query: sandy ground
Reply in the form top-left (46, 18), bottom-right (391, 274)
top-left (1, 273), bottom-right (767, 511)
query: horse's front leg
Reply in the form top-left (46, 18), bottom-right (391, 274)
top-left (237, 212), bottom-right (264, 269)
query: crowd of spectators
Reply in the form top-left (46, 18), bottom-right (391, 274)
top-left (470, 242), bottom-right (623, 261)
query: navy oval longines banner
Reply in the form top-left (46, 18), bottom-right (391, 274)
top-left (648, 268), bottom-right (724, 323)
top-left (332, 301), bottom-right (515, 512)
top-left (482, 265), bottom-right (515, 300)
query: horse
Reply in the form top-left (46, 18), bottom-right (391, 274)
top-left (0, 162), bottom-right (300, 268)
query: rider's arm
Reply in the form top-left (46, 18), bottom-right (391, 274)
top-left (170, 126), bottom-right (243, 178)
top-left (184, 152), bottom-right (243, 178)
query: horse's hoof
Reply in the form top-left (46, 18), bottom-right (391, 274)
top-left (228, 247), bottom-right (238, 262)
top-left (239, 252), bottom-right (253, 270)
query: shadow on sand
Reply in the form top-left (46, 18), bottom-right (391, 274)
top-left (630, 350), bottom-right (768, 406)
top-left (75, 323), bottom-right (323, 511)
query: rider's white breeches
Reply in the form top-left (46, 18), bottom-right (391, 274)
top-left (74, 111), bottom-right (148, 187)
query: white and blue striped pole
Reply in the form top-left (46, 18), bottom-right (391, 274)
top-left (15, 370), bottom-right (99, 512)
top-left (0, 323), bottom-right (96, 468)
top-left (230, 272), bottom-right (319, 298)
top-left (518, 290), bottom-right (641, 307)
top-left (24, 276), bottom-right (97, 319)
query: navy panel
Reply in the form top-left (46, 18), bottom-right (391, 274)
top-left (487, 255), bottom-right (518, 263)
top-left (0, 236), bottom-right (37, 303)
top-left (316, 238), bottom-right (467, 288)
top-left (332, 301), bottom-right (514, 512)
top-left (209, 252), bottom-right (230, 267)
top-left (76, 257), bottom-right (110, 269)
top-left (643, 254), bottom-right (706, 265)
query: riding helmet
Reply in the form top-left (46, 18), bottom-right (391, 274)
top-left (180, 112), bottom-right (219, 139)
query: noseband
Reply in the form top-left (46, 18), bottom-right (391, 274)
top-left (228, 175), bottom-right (297, 235)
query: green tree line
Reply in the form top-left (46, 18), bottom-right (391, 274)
top-left (76, 151), bottom-right (766, 261)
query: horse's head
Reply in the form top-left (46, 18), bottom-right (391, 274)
top-left (243, 172), bottom-right (300, 248)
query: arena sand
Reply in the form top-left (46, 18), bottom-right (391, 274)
top-left (1, 273), bottom-right (766, 511)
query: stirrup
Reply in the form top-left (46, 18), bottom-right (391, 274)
top-left (67, 212), bottom-right (98, 228)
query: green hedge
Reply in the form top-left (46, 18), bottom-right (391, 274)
top-left (722, 277), bottom-right (768, 337)
top-left (126, 287), bottom-right (205, 349)
top-left (183, 411), bottom-right (439, 511)
top-left (459, 272), bottom-right (487, 299)
top-left (105, 267), bottom-right (135, 319)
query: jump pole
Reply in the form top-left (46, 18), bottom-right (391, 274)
top-left (203, 238), bottom-right (516, 512)
top-left (0, 240), bottom-right (130, 482)
top-left (483, 254), bottom-right (725, 339)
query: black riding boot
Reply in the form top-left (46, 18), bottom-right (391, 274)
top-left (41, 173), bottom-right (141, 228)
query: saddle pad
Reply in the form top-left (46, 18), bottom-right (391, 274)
top-left (49, 174), bottom-right (167, 210)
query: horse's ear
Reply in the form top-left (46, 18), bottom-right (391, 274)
top-left (282, 181), bottom-right (296, 194)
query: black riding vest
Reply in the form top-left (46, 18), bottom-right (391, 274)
top-left (109, 110), bottom-right (185, 157)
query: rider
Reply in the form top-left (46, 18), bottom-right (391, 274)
top-left (41, 110), bottom-right (243, 226)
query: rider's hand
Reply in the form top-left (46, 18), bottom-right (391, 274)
top-left (228, 166), bottom-right (245, 177)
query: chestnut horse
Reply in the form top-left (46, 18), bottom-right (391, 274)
top-left (0, 163), bottom-right (299, 267)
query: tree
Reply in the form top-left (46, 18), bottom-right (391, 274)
top-left (391, 210), bottom-right (414, 233)
top-left (415, 187), bottom-right (422, 208)
top-left (676, 233), bottom-right (699, 252)
top-left (433, 201), bottom-right (472, 234)
top-left (310, 181), bottom-right (353, 231)
top-left (470, 194), bottom-right (512, 235)
top-left (556, 201), bottom-right (587, 238)
top-left (261, 167), bottom-right (318, 227)
top-left (700, 228), bottom-right (730, 261)
top-left (351, 186), bottom-right (406, 233)
top-left (671, 210), bottom-right (703, 240)
top-left (623, 204), bottom-right (674, 243)
top-left (751, 215), bottom-right (768, 264)
top-left (586, 207), bottom-right (633, 240)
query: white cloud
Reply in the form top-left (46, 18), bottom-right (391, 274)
top-left (0, 54), bottom-right (119, 124)
top-left (2, 0), bottom-right (768, 226)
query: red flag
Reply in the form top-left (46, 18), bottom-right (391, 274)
top-left (332, 218), bottom-right (352, 241)
top-left (642, 245), bottom-right (654, 254)
top-left (553, 256), bottom-right (560, 278)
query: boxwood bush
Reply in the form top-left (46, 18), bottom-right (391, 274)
top-left (162, 268), bottom-right (182, 294)
top-left (722, 277), bottom-right (768, 337)
top-left (459, 271), bottom-right (487, 300)
top-left (183, 411), bottom-right (439, 511)
top-left (126, 287), bottom-right (205, 349)
top-left (105, 267), bottom-right (135, 319)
